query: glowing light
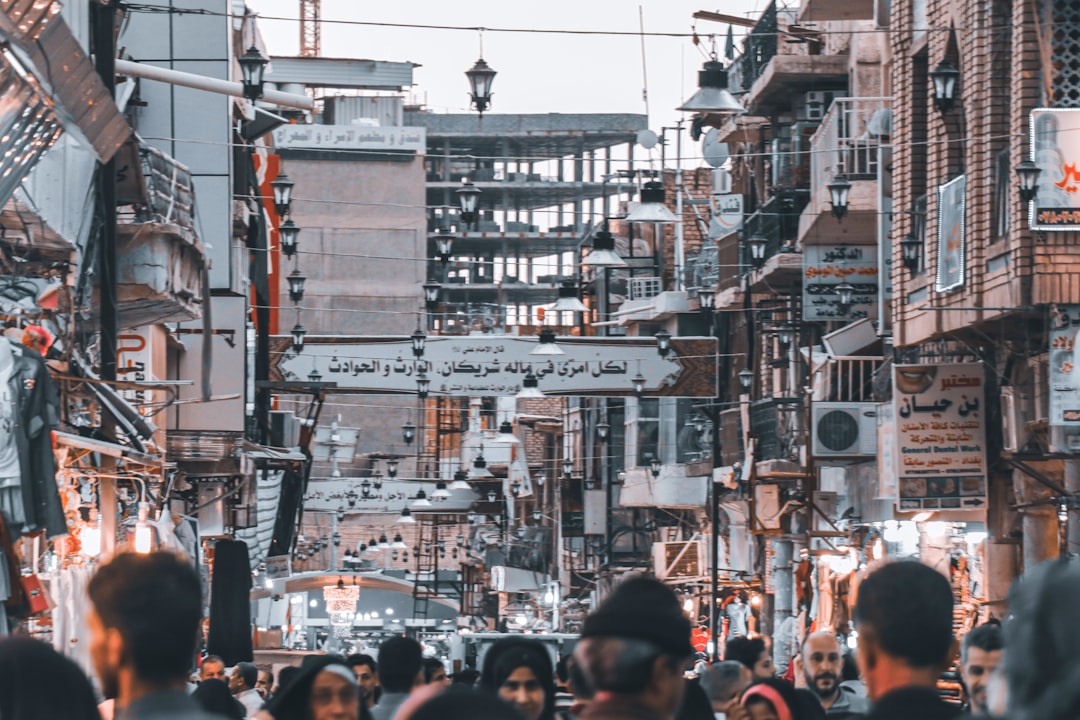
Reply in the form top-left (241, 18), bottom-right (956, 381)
top-left (80, 521), bottom-right (101, 558)
top-left (134, 522), bottom-right (152, 554)
top-left (749, 594), bottom-right (762, 608)
top-left (966, 531), bottom-right (988, 545)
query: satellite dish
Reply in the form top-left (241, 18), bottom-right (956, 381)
top-left (636, 129), bottom-right (659, 149)
top-left (702, 129), bottom-right (729, 168)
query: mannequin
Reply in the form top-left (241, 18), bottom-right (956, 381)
top-left (727, 594), bottom-right (750, 638)
top-left (0, 338), bottom-right (23, 537)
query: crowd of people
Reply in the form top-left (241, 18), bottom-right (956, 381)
top-left (0, 551), bottom-right (1076, 720)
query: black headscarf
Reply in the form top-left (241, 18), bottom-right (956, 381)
top-left (265, 655), bottom-right (374, 720)
top-left (480, 638), bottom-right (557, 720)
top-left (192, 678), bottom-right (245, 720)
top-left (412, 686), bottom-right (526, 720)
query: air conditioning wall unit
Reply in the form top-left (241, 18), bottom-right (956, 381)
top-left (795, 90), bottom-right (847, 121)
top-left (812, 402), bottom-right (878, 457)
top-left (652, 540), bottom-right (705, 580)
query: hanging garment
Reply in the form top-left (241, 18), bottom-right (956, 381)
top-left (727, 599), bottom-right (750, 638)
top-left (50, 565), bottom-right (93, 674)
top-left (206, 539), bottom-right (253, 665)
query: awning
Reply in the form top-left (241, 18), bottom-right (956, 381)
top-left (53, 430), bottom-right (163, 468)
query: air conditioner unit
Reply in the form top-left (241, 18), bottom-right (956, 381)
top-left (652, 540), bottom-right (705, 580)
top-left (812, 402), bottom-right (878, 457)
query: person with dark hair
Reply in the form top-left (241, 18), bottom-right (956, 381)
top-left (0, 636), bottom-right (102, 720)
top-left (725, 638), bottom-right (775, 681)
top-left (256, 667), bottom-right (275, 701)
top-left (421, 658), bottom-right (449, 686)
top-left (676, 679), bottom-right (714, 720)
top-left (793, 633), bottom-right (868, 719)
top-left (409, 686), bottom-right (526, 720)
top-left (231, 661), bottom-right (264, 715)
top-left (275, 665), bottom-right (301, 697)
top-left (347, 654), bottom-right (380, 709)
top-left (372, 636), bottom-right (424, 720)
top-left (87, 551), bottom-right (222, 720)
top-left (853, 561), bottom-right (959, 720)
top-left (202, 655), bottom-right (228, 682)
top-left (265, 655), bottom-right (372, 720)
top-left (193, 679), bottom-right (246, 720)
top-left (700, 661), bottom-right (752, 718)
top-left (481, 638), bottom-right (556, 720)
top-left (554, 655), bottom-right (575, 717)
top-left (573, 575), bottom-right (695, 720)
top-left (741, 678), bottom-right (826, 720)
top-left (1003, 557), bottom-right (1080, 720)
top-left (959, 624), bottom-right (1002, 717)
top-left (452, 668), bottom-right (481, 687)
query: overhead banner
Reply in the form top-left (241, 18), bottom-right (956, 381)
top-left (894, 363), bottom-right (987, 512)
top-left (1050, 304), bottom-right (1080, 435)
top-left (1030, 108), bottom-right (1080, 230)
top-left (802, 245), bottom-right (878, 322)
top-left (270, 335), bottom-right (718, 397)
top-left (935, 174), bottom-right (967, 293)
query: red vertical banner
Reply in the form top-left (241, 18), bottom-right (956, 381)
top-left (252, 152), bottom-right (282, 335)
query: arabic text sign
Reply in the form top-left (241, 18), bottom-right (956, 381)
top-left (709, 194), bottom-right (743, 239)
top-left (894, 363), bottom-right (987, 512)
top-left (272, 124), bottom-right (426, 152)
top-left (271, 335), bottom-right (718, 397)
top-left (802, 245), bottom-right (879, 322)
top-left (1031, 109), bottom-right (1080, 231)
top-left (1050, 305), bottom-right (1080, 430)
top-left (303, 479), bottom-right (475, 514)
top-left (935, 174), bottom-right (966, 292)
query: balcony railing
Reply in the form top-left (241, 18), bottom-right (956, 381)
top-left (810, 97), bottom-right (891, 210)
top-left (814, 356), bottom-right (887, 403)
top-left (729, 1), bottom-right (779, 94)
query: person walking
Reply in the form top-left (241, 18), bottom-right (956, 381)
top-left (793, 633), bottom-right (869, 719)
top-left (573, 575), bottom-right (695, 720)
top-left (264, 656), bottom-right (371, 720)
top-left (346, 654), bottom-right (380, 709)
top-left (852, 561), bottom-right (960, 720)
top-left (0, 635), bottom-right (102, 720)
top-left (371, 637), bottom-right (423, 720)
top-left (957, 624), bottom-right (1001, 718)
top-left (87, 551), bottom-right (228, 719)
top-left (725, 638), bottom-right (775, 682)
top-left (231, 662), bottom-right (265, 716)
top-left (481, 638), bottom-right (556, 720)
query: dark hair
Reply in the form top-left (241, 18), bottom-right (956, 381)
top-left (555, 655), bottom-right (570, 683)
top-left (348, 653), bottom-right (378, 673)
top-left (0, 637), bottom-right (101, 720)
top-left (742, 678), bottom-right (825, 720)
top-left (412, 686), bottom-right (526, 720)
top-left (724, 637), bottom-right (767, 671)
top-left (378, 636), bottom-right (424, 692)
top-left (453, 667), bottom-right (481, 686)
top-left (266, 657), bottom-right (368, 720)
top-left (481, 638), bottom-right (556, 720)
top-left (840, 651), bottom-right (859, 682)
top-left (423, 657), bottom-right (447, 683)
top-left (203, 654), bottom-right (225, 668)
top-left (962, 623), bottom-right (1004, 663)
top-left (236, 661), bottom-right (258, 690)
top-left (574, 636), bottom-right (676, 696)
top-left (193, 678), bottom-right (245, 720)
top-left (257, 665), bottom-right (275, 685)
top-left (853, 561), bottom-right (954, 668)
top-left (88, 552), bottom-right (203, 684)
top-left (676, 679), bottom-right (714, 720)
top-left (565, 655), bottom-right (594, 700)
top-left (277, 665), bottom-right (301, 692)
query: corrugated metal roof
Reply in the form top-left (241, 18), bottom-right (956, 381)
top-left (267, 56), bottom-right (416, 90)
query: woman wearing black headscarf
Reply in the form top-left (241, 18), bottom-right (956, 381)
top-left (264, 655), bottom-right (375, 720)
top-left (481, 638), bottom-right (557, 720)
top-left (192, 678), bottom-right (245, 720)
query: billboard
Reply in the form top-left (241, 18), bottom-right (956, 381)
top-left (803, 245), bottom-right (879, 322)
top-left (1050, 305), bottom-right (1080, 436)
top-left (893, 363), bottom-right (987, 512)
top-left (1030, 108), bottom-right (1080, 231)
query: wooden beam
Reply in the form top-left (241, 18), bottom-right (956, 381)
top-left (693, 10), bottom-right (755, 28)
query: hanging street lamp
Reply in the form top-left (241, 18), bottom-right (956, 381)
top-left (279, 219), bottom-right (300, 258)
top-left (238, 45), bottom-right (269, 100)
top-left (466, 57), bottom-right (497, 116)
top-left (456, 179), bottom-right (482, 229)
top-left (828, 176), bottom-right (852, 221)
top-left (287, 269), bottom-right (306, 303)
top-left (271, 173), bottom-right (295, 217)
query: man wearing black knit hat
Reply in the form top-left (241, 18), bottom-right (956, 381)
top-left (573, 575), bottom-right (694, 720)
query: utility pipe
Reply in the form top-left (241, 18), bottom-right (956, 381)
top-left (115, 59), bottom-right (314, 111)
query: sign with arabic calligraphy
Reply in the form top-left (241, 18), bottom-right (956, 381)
top-left (935, 174), bottom-right (966, 292)
top-left (709, 194), bottom-right (743, 239)
top-left (1030, 109), bottom-right (1080, 231)
top-left (1049, 305), bottom-right (1080, 438)
top-left (303, 478), bottom-right (476, 514)
top-left (269, 335), bottom-right (718, 397)
top-left (272, 124), bottom-right (426, 152)
top-left (893, 363), bottom-right (987, 512)
top-left (802, 245), bottom-right (879, 322)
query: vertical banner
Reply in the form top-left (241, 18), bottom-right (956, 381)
top-left (1050, 305), bottom-right (1080, 438)
top-left (935, 174), bottom-right (967, 292)
top-left (802, 245), bottom-right (879, 321)
top-left (1030, 108), bottom-right (1080, 231)
top-left (893, 364), bottom-right (987, 512)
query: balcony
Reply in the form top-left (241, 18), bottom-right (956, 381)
top-left (812, 356), bottom-right (887, 403)
top-left (743, 190), bottom-right (808, 293)
top-left (800, 97), bottom-right (891, 247)
top-left (730, 1), bottom-right (849, 117)
top-left (114, 139), bottom-right (205, 326)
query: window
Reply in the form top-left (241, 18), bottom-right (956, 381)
top-left (992, 148), bottom-right (1010, 241)
top-left (912, 194), bottom-right (928, 276)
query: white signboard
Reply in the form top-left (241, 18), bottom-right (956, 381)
top-left (272, 335), bottom-right (718, 398)
top-left (1050, 304), bottom-right (1080, 434)
top-left (803, 245), bottom-right (879, 322)
top-left (894, 363), bottom-right (987, 512)
top-left (709, 194), bottom-right (743, 239)
top-left (1030, 108), bottom-right (1080, 231)
top-left (272, 124), bottom-right (426, 152)
top-left (303, 478), bottom-right (476, 514)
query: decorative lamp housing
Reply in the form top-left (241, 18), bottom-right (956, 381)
top-left (677, 60), bottom-right (745, 115)
top-left (271, 173), bottom-right (294, 217)
top-left (466, 58), bottom-right (497, 115)
top-left (582, 225), bottom-right (627, 267)
top-left (287, 269), bottom-right (306, 303)
top-left (279, 219), bottom-right (300, 258)
top-left (929, 60), bottom-right (960, 113)
top-left (828, 176), bottom-right (852, 221)
top-left (238, 45), bottom-right (269, 100)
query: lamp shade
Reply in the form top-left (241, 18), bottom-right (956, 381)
top-left (516, 372), bottom-right (544, 399)
top-left (466, 58), bottom-right (497, 115)
top-left (279, 219), bottom-right (300, 258)
top-left (552, 280), bottom-right (589, 313)
top-left (271, 173), bottom-right (295, 217)
top-left (238, 46), bottom-right (269, 100)
top-left (456, 179), bottom-right (482, 226)
top-left (290, 323), bottom-right (307, 352)
top-left (582, 225), bottom-right (626, 267)
top-left (929, 60), bottom-right (960, 113)
top-left (625, 181), bottom-right (679, 223)
top-left (287, 269), bottom-right (306, 303)
top-left (677, 60), bottom-right (745, 115)
top-left (530, 328), bottom-right (565, 356)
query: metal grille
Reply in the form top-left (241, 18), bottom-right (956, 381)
top-left (629, 276), bottom-right (662, 300)
top-left (1052, 0), bottom-right (1080, 107)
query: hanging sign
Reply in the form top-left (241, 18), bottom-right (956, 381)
top-left (802, 245), bottom-right (878, 322)
top-left (1049, 304), bottom-right (1080, 434)
top-left (270, 335), bottom-right (719, 397)
top-left (893, 363), bottom-right (987, 512)
top-left (709, 194), bottom-right (743, 238)
top-left (1030, 108), bottom-right (1080, 231)
top-left (935, 174), bottom-right (967, 292)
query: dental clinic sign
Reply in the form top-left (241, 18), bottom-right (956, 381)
top-left (272, 124), bottom-right (426, 153)
top-left (1030, 109), bottom-right (1080, 231)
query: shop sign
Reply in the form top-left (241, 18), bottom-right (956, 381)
top-left (1029, 109), bottom-right (1080, 231)
top-left (302, 478), bottom-right (475, 513)
top-left (1050, 305), bottom-right (1080, 434)
top-left (709, 194), bottom-right (743, 239)
top-left (802, 245), bottom-right (878, 322)
top-left (272, 124), bottom-right (426, 152)
top-left (893, 363), bottom-right (987, 511)
top-left (935, 174), bottom-right (967, 292)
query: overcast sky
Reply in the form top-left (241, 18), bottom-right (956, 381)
top-left (248, 0), bottom-right (765, 153)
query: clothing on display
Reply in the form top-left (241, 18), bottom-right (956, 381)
top-left (726, 597), bottom-right (749, 638)
top-left (206, 539), bottom-right (254, 665)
